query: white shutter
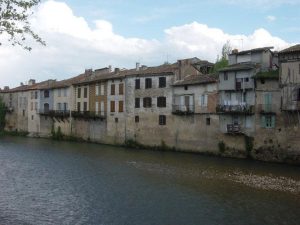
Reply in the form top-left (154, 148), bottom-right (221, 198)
top-left (100, 101), bottom-right (104, 116)
top-left (100, 84), bottom-right (104, 95)
top-left (95, 102), bottom-right (99, 114)
top-left (96, 85), bottom-right (99, 96)
top-left (204, 94), bottom-right (208, 107)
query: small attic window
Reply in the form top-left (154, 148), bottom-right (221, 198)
top-left (184, 85), bottom-right (188, 90)
top-left (260, 78), bottom-right (265, 84)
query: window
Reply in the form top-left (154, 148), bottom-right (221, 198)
top-left (31, 115), bottom-right (34, 120)
top-left (157, 96), bottom-right (166, 107)
top-left (35, 102), bottom-right (38, 111)
top-left (111, 101), bottom-right (115, 112)
top-left (135, 116), bottom-right (139, 123)
top-left (244, 77), bottom-right (249, 82)
top-left (206, 117), bottom-right (211, 125)
top-left (261, 115), bottom-right (275, 128)
top-left (64, 88), bottom-right (67, 97)
top-left (119, 83), bottom-right (124, 95)
top-left (260, 78), bottom-right (265, 84)
top-left (83, 102), bottom-right (87, 111)
top-left (159, 77), bottom-right (166, 88)
top-left (119, 101), bottom-right (124, 112)
top-left (159, 115), bottom-right (166, 125)
top-left (96, 85), bottom-right (99, 96)
top-left (77, 88), bottom-right (81, 98)
top-left (224, 72), bottom-right (228, 80)
top-left (22, 110), bottom-right (25, 116)
top-left (84, 88), bottom-right (88, 98)
top-left (115, 118), bottom-right (118, 123)
top-left (77, 102), bottom-right (81, 112)
top-left (111, 84), bottom-right (115, 95)
top-left (63, 103), bottom-right (67, 111)
top-left (135, 79), bottom-right (140, 89)
top-left (143, 97), bottom-right (152, 108)
top-left (145, 78), bottom-right (152, 89)
top-left (44, 90), bottom-right (49, 98)
top-left (184, 85), bottom-right (188, 90)
top-left (58, 89), bottom-right (61, 97)
top-left (58, 103), bottom-right (61, 110)
top-left (95, 102), bottom-right (99, 114)
top-left (31, 91), bottom-right (34, 99)
top-left (200, 94), bottom-right (208, 107)
top-left (35, 91), bottom-right (38, 99)
top-left (135, 98), bottom-right (140, 108)
top-left (31, 102), bottom-right (33, 111)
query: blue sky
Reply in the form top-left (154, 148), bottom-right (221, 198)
top-left (0, 0), bottom-right (299, 87)
top-left (63, 0), bottom-right (300, 42)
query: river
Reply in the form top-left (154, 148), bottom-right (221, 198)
top-left (0, 136), bottom-right (299, 225)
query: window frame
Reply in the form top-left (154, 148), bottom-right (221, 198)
top-left (159, 77), bottom-right (166, 88)
top-left (159, 115), bottom-right (166, 125)
top-left (145, 78), bottom-right (152, 89)
top-left (157, 96), bottom-right (166, 108)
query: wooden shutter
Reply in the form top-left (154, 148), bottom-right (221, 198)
top-left (119, 101), bottom-right (123, 112)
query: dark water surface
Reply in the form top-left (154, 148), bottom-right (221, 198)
top-left (0, 136), bottom-right (299, 225)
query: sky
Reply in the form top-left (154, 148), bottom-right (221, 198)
top-left (0, 0), bottom-right (299, 87)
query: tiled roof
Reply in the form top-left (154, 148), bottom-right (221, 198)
top-left (254, 70), bottom-right (279, 80)
top-left (231, 47), bottom-right (274, 55)
top-left (218, 63), bottom-right (256, 72)
top-left (173, 74), bottom-right (217, 86)
top-left (279, 44), bottom-right (300, 54)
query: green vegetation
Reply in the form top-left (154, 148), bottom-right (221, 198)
top-left (0, 97), bottom-right (6, 131)
top-left (51, 125), bottom-right (63, 140)
top-left (210, 41), bottom-right (231, 73)
top-left (0, 0), bottom-right (45, 50)
top-left (245, 136), bottom-right (254, 157)
top-left (0, 130), bottom-right (28, 136)
top-left (218, 141), bottom-right (226, 153)
top-left (254, 70), bottom-right (279, 79)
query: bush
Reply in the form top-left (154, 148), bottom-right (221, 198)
top-left (218, 141), bottom-right (226, 153)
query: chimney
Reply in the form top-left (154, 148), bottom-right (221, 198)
top-left (232, 49), bottom-right (239, 54)
top-left (4, 86), bottom-right (9, 90)
top-left (136, 62), bottom-right (140, 71)
top-left (28, 79), bottom-right (36, 85)
top-left (141, 65), bottom-right (147, 70)
top-left (108, 65), bottom-right (112, 72)
top-left (114, 68), bottom-right (120, 73)
top-left (85, 69), bottom-right (93, 76)
top-left (20, 82), bottom-right (24, 86)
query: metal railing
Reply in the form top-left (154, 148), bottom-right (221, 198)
top-left (216, 104), bottom-right (254, 114)
top-left (226, 124), bottom-right (243, 134)
top-left (172, 104), bottom-right (195, 115)
top-left (71, 111), bottom-right (106, 119)
top-left (38, 109), bottom-right (70, 117)
top-left (257, 104), bottom-right (277, 114)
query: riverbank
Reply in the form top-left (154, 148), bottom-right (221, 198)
top-left (2, 131), bottom-right (300, 166)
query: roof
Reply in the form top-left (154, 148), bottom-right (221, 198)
top-left (254, 70), bottom-right (279, 80)
top-left (230, 47), bottom-right (274, 56)
top-left (173, 74), bottom-right (217, 86)
top-left (279, 44), bottom-right (300, 54)
top-left (218, 63), bottom-right (256, 72)
top-left (73, 63), bottom-right (178, 85)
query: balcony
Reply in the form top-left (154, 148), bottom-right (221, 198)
top-left (282, 101), bottom-right (300, 111)
top-left (226, 124), bottom-right (243, 134)
top-left (216, 104), bottom-right (254, 115)
top-left (257, 104), bottom-right (277, 114)
top-left (172, 104), bottom-right (194, 115)
top-left (38, 109), bottom-right (71, 117)
top-left (71, 111), bottom-right (106, 120)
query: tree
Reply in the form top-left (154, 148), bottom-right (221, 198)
top-left (0, 0), bottom-right (45, 50)
top-left (210, 41), bottom-right (232, 73)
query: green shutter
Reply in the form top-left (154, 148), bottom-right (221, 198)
top-left (271, 116), bottom-right (276, 128)
top-left (261, 115), bottom-right (266, 128)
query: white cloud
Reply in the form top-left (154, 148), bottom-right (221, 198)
top-left (266, 15), bottom-right (276, 22)
top-left (223, 0), bottom-right (300, 8)
top-left (0, 0), bottom-right (293, 88)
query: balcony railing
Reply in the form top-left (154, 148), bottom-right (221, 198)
top-left (38, 109), bottom-right (70, 117)
top-left (216, 104), bottom-right (254, 114)
top-left (172, 104), bottom-right (195, 115)
top-left (282, 101), bottom-right (300, 111)
top-left (226, 124), bottom-right (243, 134)
top-left (257, 104), bottom-right (277, 114)
top-left (71, 111), bottom-right (106, 119)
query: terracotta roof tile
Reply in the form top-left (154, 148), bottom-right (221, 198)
top-left (173, 74), bottom-right (217, 86)
top-left (279, 44), bottom-right (300, 54)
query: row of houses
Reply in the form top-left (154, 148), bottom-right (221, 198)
top-left (1, 44), bottom-right (300, 163)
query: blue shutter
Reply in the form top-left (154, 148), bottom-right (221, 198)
top-left (261, 115), bottom-right (266, 128)
top-left (271, 116), bottom-right (276, 128)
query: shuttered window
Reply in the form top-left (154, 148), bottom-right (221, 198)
top-left (143, 97), bottom-right (152, 108)
top-left (261, 115), bottom-right (275, 128)
top-left (111, 101), bottom-right (115, 112)
top-left (119, 101), bottom-right (124, 112)
top-left (119, 83), bottom-right (124, 95)
top-left (111, 84), bottom-right (115, 95)
top-left (157, 96), bottom-right (166, 107)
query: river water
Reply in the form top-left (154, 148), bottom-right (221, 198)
top-left (0, 136), bottom-right (299, 225)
